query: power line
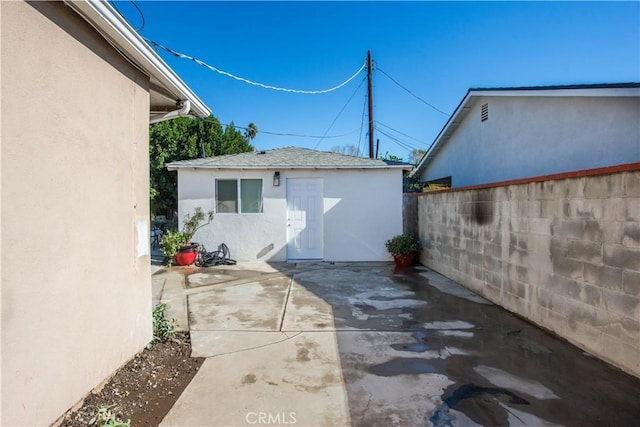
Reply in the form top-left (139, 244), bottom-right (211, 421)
top-left (375, 126), bottom-right (419, 150)
top-left (108, 0), bottom-right (145, 32)
top-left (376, 121), bottom-right (426, 146)
top-left (377, 66), bottom-right (449, 116)
top-left (222, 123), bottom-right (360, 140)
top-left (375, 128), bottom-right (418, 153)
top-left (128, 0), bottom-right (146, 31)
top-left (145, 38), bottom-right (366, 94)
top-left (314, 76), bottom-right (367, 149)
top-left (356, 92), bottom-right (368, 156)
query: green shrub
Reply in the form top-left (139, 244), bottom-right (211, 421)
top-left (160, 230), bottom-right (190, 265)
top-left (151, 303), bottom-right (178, 347)
top-left (89, 405), bottom-right (130, 427)
top-left (160, 207), bottom-right (214, 265)
top-left (385, 234), bottom-right (420, 257)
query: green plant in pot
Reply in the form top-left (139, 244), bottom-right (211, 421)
top-left (385, 233), bottom-right (420, 266)
top-left (160, 207), bottom-right (214, 266)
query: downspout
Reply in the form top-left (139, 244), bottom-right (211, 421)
top-left (150, 100), bottom-right (191, 124)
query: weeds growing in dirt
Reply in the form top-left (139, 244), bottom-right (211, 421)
top-left (88, 405), bottom-right (130, 427)
top-left (151, 303), bottom-right (178, 347)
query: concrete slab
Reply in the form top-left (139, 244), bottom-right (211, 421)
top-left (188, 275), bottom-right (292, 331)
top-left (190, 331), bottom-right (299, 358)
top-left (161, 332), bottom-right (351, 427)
top-left (159, 262), bottom-right (640, 426)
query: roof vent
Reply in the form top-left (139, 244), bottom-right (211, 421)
top-left (481, 103), bottom-right (489, 122)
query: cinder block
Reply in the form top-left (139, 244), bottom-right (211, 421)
top-left (570, 198), bottom-right (604, 220)
top-left (627, 198), bottom-right (639, 221)
top-left (567, 240), bottom-right (602, 264)
top-left (541, 199), bottom-right (562, 218)
top-left (579, 282), bottom-right (602, 306)
top-left (620, 316), bottom-right (640, 342)
top-left (621, 221), bottom-right (640, 248)
top-left (605, 197), bottom-right (630, 222)
top-left (529, 217), bottom-right (551, 236)
top-left (552, 219), bottom-right (584, 240)
top-left (567, 177), bottom-right (587, 199)
top-left (528, 235), bottom-right (552, 274)
top-left (583, 220), bottom-right (605, 242)
top-left (536, 287), bottom-right (555, 310)
top-left (553, 256), bottom-right (584, 281)
top-left (583, 264), bottom-right (623, 292)
top-left (624, 171), bottom-right (640, 197)
top-left (622, 270), bottom-right (640, 296)
top-left (550, 273), bottom-right (582, 300)
top-left (507, 263), bottom-right (529, 284)
top-left (603, 244), bottom-right (640, 271)
top-left (600, 287), bottom-right (640, 319)
top-left (585, 174), bottom-right (625, 198)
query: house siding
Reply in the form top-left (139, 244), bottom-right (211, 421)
top-left (177, 168), bottom-right (404, 262)
top-left (2, 2), bottom-right (152, 425)
top-left (420, 96), bottom-right (640, 187)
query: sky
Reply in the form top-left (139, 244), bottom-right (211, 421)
top-left (114, 1), bottom-right (639, 160)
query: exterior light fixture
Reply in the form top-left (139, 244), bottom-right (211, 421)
top-left (273, 171), bottom-right (280, 186)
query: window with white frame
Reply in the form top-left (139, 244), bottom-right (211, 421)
top-left (215, 179), bottom-right (263, 213)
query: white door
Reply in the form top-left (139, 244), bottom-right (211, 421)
top-left (286, 178), bottom-right (323, 259)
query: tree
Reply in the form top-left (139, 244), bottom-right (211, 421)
top-left (149, 116), bottom-right (254, 217)
top-left (409, 148), bottom-right (426, 166)
top-left (381, 151), bottom-right (403, 162)
top-left (330, 144), bottom-right (361, 157)
top-left (244, 122), bottom-right (258, 141)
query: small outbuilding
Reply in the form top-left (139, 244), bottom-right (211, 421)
top-left (168, 147), bottom-right (412, 262)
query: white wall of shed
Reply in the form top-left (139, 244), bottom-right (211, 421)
top-left (176, 168), bottom-right (404, 262)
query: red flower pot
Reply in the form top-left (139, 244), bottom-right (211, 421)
top-left (174, 244), bottom-right (198, 266)
top-left (393, 253), bottom-right (415, 267)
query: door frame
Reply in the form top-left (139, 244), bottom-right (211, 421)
top-left (286, 177), bottom-right (324, 260)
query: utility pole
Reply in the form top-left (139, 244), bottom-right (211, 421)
top-left (367, 50), bottom-right (375, 159)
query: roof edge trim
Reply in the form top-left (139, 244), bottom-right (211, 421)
top-left (64, 0), bottom-right (211, 117)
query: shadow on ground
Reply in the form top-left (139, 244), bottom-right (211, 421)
top-left (156, 262), bottom-right (640, 426)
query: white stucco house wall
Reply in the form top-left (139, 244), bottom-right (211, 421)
top-left (413, 83), bottom-right (640, 187)
top-left (168, 147), bottom-right (411, 262)
top-left (2, 1), bottom-right (210, 425)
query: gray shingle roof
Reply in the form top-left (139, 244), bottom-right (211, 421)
top-left (166, 147), bottom-right (412, 170)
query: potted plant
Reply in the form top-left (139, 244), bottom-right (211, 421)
top-left (160, 207), bottom-right (214, 266)
top-left (385, 233), bottom-right (420, 267)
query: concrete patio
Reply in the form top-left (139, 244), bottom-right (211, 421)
top-left (152, 262), bottom-right (640, 426)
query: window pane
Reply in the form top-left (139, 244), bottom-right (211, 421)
top-left (241, 179), bottom-right (263, 213)
top-left (216, 180), bottom-right (237, 213)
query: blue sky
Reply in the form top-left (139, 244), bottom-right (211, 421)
top-left (116, 1), bottom-right (639, 160)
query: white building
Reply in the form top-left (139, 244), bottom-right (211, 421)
top-left (168, 147), bottom-right (411, 262)
top-left (413, 83), bottom-right (640, 187)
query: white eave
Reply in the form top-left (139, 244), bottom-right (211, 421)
top-left (64, 0), bottom-right (211, 119)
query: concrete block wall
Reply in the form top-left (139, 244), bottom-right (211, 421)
top-left (410, 165), bottom-right (640, 378)
top-left (403, 194), bottom-right (419, 236)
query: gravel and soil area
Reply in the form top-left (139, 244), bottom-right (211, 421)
top-left (60, 331), bottom-right (204, 426)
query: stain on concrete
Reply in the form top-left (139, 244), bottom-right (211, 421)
top-left (431, 384), bottom-right (530, 427)
top-left (369, 357), bottom-right (440, 376)
top-left (296, 347), bottom-right (311, 362)
top-left (242, 374), bottom-right (257, 385)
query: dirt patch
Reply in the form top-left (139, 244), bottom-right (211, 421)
top-left (60, 331), bottom-right (204, 426)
